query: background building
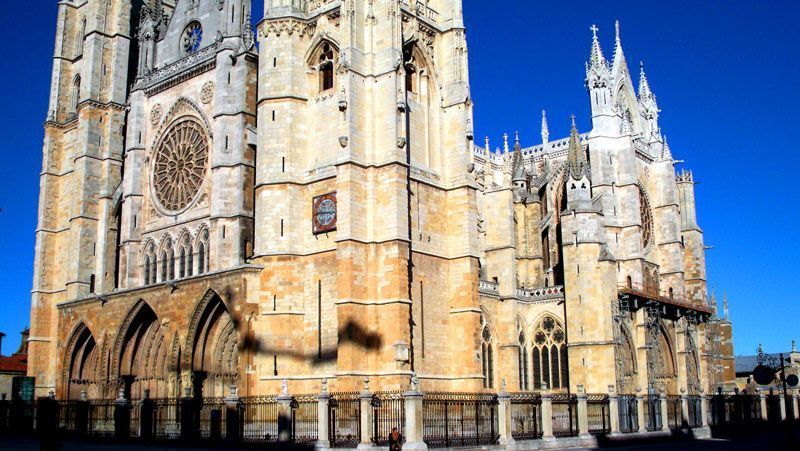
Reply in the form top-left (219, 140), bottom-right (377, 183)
top-left (28, 0), bottom-right (734, 401)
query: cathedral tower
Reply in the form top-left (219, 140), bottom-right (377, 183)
top-left (253, 0), bottom-right (479, 391)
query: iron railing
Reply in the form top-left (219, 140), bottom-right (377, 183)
top-left (710, 394), bottom-right (762, 426)
top-left (643, 395), bottom-right (662, 431)
top-left (329, 392), bottom-right (360, 448)
top-left (551, 394), bottom-right (578, 438)
top-left (587, 395), bottom-right (610, 435)
top-left (240, 395), bottom-right (279, 443)
top-left (371, 392), bottom-right (405, 446)
top-left (510, 393), bottom-right (542, 440)
top-left (422, 392), bottom-right (498, 447)
top-left (687, 395), bottom-right (702, 428)
top-left (666, 395), bottom-right (682, 429)
top-left (618, 395), bottom-right (638, 433)
top-left (291, 395), bottom-right (319, 445)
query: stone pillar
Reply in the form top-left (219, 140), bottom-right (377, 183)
top-left (277, 385), bottom-right (293, 443)
top-left (317, 385), bottom-right (331, 449)
top-left (700, 394), bottom-right (710, 427)
top-left (759, 389), bottom-right (768, 422)
top-left (114, 389), bottom-right (131, 440)
top-left (792, 391), bottom-right (799, 421)
top-left (358, 378), bottom-right (373, 449)
top-left (576, 385), bottom-right (590, 438)
top-left (179, 387), bottom-right (195, 442)
top-left (403, 386), bottom-right (427, 450)
top-left (541, 386), bottom-right (554, 441)
top-left (608, 385), bottom-right (620, 435)
top-left (140, 389), bottom-right (154, 441)
top-left (659, 393), bottom-right (669, 432)
top-left (225, 385), bottom-right (241, 443)
top-left (779, 393), bottom-right (787, 421)
top-left (636, 392), bottom-right (646, 432)
top-left (497, 388), bottom-right (515, 446)
top-left (75, 390), bottom-right (90, 438)
top-left (680, 391), bottom-right (689, 429)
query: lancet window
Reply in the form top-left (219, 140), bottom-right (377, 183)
top-left (532, 315), bottom-right (568, 390)
top-left (480, 315), bottom-right (494, 389)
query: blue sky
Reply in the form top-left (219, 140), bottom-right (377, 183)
top-left (0, 1), bottom-right (797, 357)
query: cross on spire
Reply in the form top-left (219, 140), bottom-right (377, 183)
top-left (570, 114), bottom-right (576, 128)
top-left (590, 24), bottom-right (599, 38)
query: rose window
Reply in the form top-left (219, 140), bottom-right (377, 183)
top-left (181, 22), bottom-right (203, 55)
top-left (152, 120), bottom-right (208, 212)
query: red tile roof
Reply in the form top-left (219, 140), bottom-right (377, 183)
top-left (0, 353), bottom-right (27, 373)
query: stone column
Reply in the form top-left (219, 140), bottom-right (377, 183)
top-left (277, 381), bottom-right (293, 443)
top-left (700, 394), bottom-right (710, 427)
top-left (792, 391), bottom-right (799, 421)
top-left (75, 390), bottom-right (90, 438)
top-left (497, 387), bottom-right (515, 446)
top-left (140, 389), bottom-right (154, 441)
top-left (636, 391), bottom-right (646, 432)
top-left (779, 393), bottom-right (787, 421)
top-left (403, 385), bottom-right (427, 450)
top-left (225, 385), bottom-right (241, 443)
top-left (114, 389), bottom-right (131, 440)
top-left (608, 385), bottom-right (620, 435)
top-left (759, 389), bottom-right (768, 422)
top-left (317, 385), bottom-right (331, 449)
top-left (576, 385), bottom-right (590, 438)
top-left (541, 385), bottom-right (554, 441)
top-left (680, 391), bottom-right (689, 429)
top-left (659, 393), bottom-right (669, 432)
top-left (358, 378), bottom-right (373, 449)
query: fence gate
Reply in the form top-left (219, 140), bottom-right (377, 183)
top-left (618, 395), bottom-right (638, 433)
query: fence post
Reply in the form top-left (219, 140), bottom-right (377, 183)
top-left (636, 390), bottom-right (646, 433)
top-left (402, 376), bottom-right (427, 450)
top-left (792, 390), bottom-right (799, 421)
top-left (114, 388), bottom-right (131, 440)
top-left (277, 380), bottom-right (293, 443)
top-left (317, 381), bottom-right (331, 449)
top-left (679, 390), bottom-right (689, 429)
top-left (608, 385), bottom-right (620, 435)
top-left (180, 386), bottom-right (196, 442)
top-left (758, 388), bottom-right (768, 422)
top-left (700, 393), bottom-right (710, 427)
top-left (358, 378), bottom-right (373, 448)
top-left (779, 392), bottom-right (787, 421)
top-left (496, 383), bottom-right (514, 446)
top-left (540, 384), bottom-right (554, 441)
top-left (659, 392), bottom-right (669, 432)
top-left (76, 391), bottom-right (89, 438)
top-left (576, 385), bottom-right (589, 438)
top-left (139, 389), bottom-right (153, 441)
top-left (225, 385), bottom-right (240, 443)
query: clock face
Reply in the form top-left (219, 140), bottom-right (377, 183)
top-left (313, 193), bottom-right (337, 234)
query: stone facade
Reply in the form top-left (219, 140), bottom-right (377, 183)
top-left (29, 1), bottom-right (734, 401)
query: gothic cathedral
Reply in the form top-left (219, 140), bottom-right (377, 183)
top-left (29, 0), bottom-right (734, 401)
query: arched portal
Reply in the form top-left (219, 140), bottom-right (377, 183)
top-left (63, 323), bottom-right (100, 400)
top-left (185, 291), bottom-right (239, 399)
top-left (114, 300), bottom-right (173, 399)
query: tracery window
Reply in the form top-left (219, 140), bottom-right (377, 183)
top-left (639, 184), bottom-right (653, 252)
top-left (71, 75), bottom-right (81, 113)
top-left (143, 242), bottom-right (157, 285)
top-left (76, 17), bottom-right (86, 57)
top-left (318, 42), bottom-right (335, 92)
top-left (181, 21), bottom-right (203, 55)
top-left (518, 321), bottom-right (529, 391)
top-left (196, 229), bottom-right (209, 274)
top-left (178, 234), bottom-right (193, 279)
top-left (531, 315), bottom-right (568, 390)
top-left (480, 315), bottom-right (494, 389)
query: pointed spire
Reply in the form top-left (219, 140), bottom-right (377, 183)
top-left (484, 136), bottom-right (490, 153)
top-left (723, 292), bottom-right (729, 320)
top-left (541, 110), bottom-right (549, 144)
top-left (639, 61), bottom-right (654, 100)
top-left (567, 115), bottom-right (588, 180)
top-left (503, 133), bottom-right (509, 154)
top-left (792, 340), bottom-right (796, 353)
top-left (758, 343), bottom-right (764, 355)
top-left (512, 141), bottom-right (525, 182)
top-left (514, 130), bottom-right (521, 149)
top-left (710, 290), bottom-right (718, 315)
top-left (661, 135), bottom-right (673, 161)
top-left (611, 20), bottom-right (628, 76)
top-left (589, 24), bottom-right (606, 68)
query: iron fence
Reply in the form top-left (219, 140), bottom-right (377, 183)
top-left (618, 395), bottom-right (638, 433)
top-left (643, 395), bottom-right (662, 431)
top-left (152, 398), bottom-right (181, 439)
top-left (197, 397), bottom-right (227, 440)
top-left (687, 395), bottom-right (702, 428)
top-left (422, 392), bottom-right (498, 447)
top-left (240, 395), bottom-right (279, 443)
top-left (329, 392), bottom-right (360, 448)
top-left (510, 393), bottom-right (542, 440)
top-left (88, 399), bottom-right (115, 438)
top-left (710, 395), bottom-right (762, 426)
top-left (371, 392), bottom-right (404, 446)
top-left (666, 395), bottom-right (681, 429)
top-left (551, 394), bottom-right (578, 438)
top-left (587, 395), bottom-right (610, 435)
top-left (291, 395), bottom-right (319, 445)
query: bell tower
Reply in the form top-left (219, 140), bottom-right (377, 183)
top-left (254, 0), bottom-right (480, 391)
top-left (30, 0), bottom-right (143, 396)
